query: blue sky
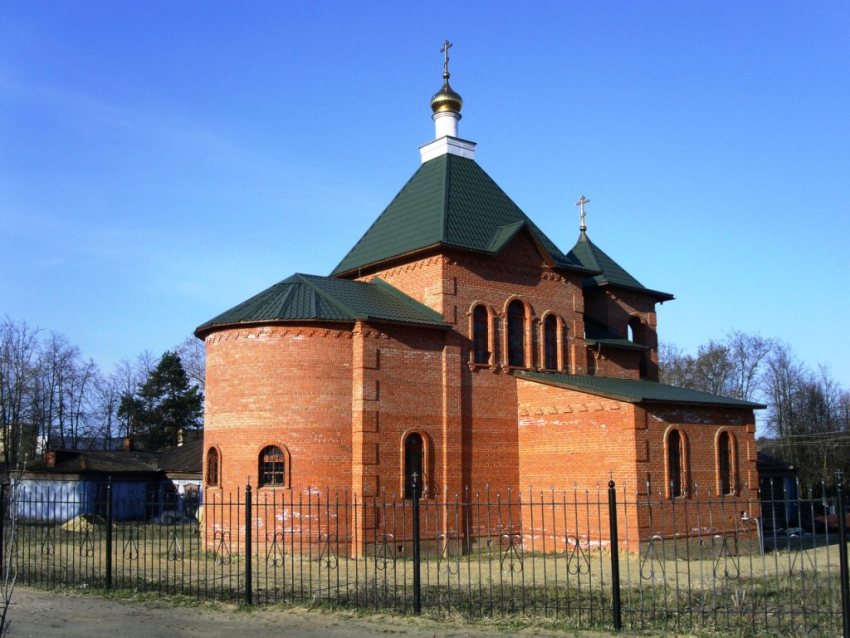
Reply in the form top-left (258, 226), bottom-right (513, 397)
top-left (1, 2), bottom-right (848, 388)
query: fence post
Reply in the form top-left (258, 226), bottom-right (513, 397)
top-left (412, 472), bottom-right (421, 615)
top-left (244, 482), bottom-right (253, 606)
top-left (607, 480), bottom-right (622, 632)
top-left (837, 471), bottom-right (850, 638)
top-left (105, 476), bottom-right (113, 591)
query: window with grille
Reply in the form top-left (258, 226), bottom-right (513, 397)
top-left (259, 445), bottom-right (285, 487)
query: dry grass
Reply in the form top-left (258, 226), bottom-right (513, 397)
top-left (9, 521), bottom-right (846, 636)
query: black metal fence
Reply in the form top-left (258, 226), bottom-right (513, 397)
top-left (3, 475), bottom-right (850, 637)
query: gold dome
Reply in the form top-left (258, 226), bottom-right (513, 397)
top-left (431, 72), bottom-right (463, 114)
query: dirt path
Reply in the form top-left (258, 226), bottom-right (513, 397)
top-left (5, 587), bottom-right (633, 638)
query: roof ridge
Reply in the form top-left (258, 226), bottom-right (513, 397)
top-left (331, 162), bottom-right (432, 276)
top-left (371, 278), bottom-right (444, 323)
top-left (439, 155), bottom-right (450, 245)
top-left (273, 281), bottom-right (297, 317)
top-left (569, 231), bottom-right (672, 300)
top-left (516, 371), bottom-right (764, 409)
top-left (292, 274), bottom-right (362, 321)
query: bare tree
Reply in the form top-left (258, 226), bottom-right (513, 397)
top-left (112, 353), bottom-right (154, 440)
top-left (725, 330), bottom-right (772, 401)
top-left (762, 344), bottom-right (850, 483)
top-left (691, 340), bottom-right (734, 396)
top-left (175, 335), bottom-right (205, 392)
top-left (658, 342), bottom-right (694, 388)
top-left (0, 318), bottom-right (39, 466)
top-left (91, 371), bottom-right (120, 450)
top-left (660, 331), bottom-right (773, 402)
top-left (63, 357), bottom-right (98, 449)
top-left (764, 342), bottom-right (805, 439)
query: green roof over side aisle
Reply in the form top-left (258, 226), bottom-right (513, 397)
top-left (568, 231), bottom-right (674, 301)
top-left (516, 371), bottom-right (765, 409)
top-left (331, 154), bottom-right (594, 277)
top-left (195, 274), bottom-right (446, 337)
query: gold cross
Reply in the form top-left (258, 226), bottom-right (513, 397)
top-left (441, 40), bottom-right (453, 75)
top-left (576, 194), bottom-right (590, 231)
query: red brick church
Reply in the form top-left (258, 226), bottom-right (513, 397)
top-left (195, 51), bottom-right (760, 543)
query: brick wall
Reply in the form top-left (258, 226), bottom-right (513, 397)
top-left (515, 378), bottom-right (759, 543)
top-left (201, 230), bottom-right (758, 549)
top-left (203, 324), bottom-right (354, 496)
top-left (583, 287), bottom-right (661, 380)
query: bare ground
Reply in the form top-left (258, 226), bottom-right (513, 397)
top-left (5, 587), bottom-right (647, 638)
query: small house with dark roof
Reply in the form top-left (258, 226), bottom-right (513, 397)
top-left (17, 438), bottom-right (202, 522)
top-left (196, 52), bottom-right (763, 548)
top-left (756, 451), bottom-right (798, 530)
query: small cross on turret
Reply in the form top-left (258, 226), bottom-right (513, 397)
top-left (576, 194), bottom-right (591, 232)
top-left (441, 40), bottom-right (453, 76)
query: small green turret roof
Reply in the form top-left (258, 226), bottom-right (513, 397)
top-left (568, 231), bottom-right (673, 301)
top-left (516, 371), bottom-right (765, 409)
top-left (331, 154), bottom-right (594, 277)
top-left (195, 274), bottom-right (446, 337)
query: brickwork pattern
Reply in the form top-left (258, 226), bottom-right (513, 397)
top-left (202, 229), bottom-right (759, 548)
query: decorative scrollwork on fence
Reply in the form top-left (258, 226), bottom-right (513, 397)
top-left (122, 528), bottom-right (140, 560)
top-left (374, 533), bottom-right (396, 570)
top-left (79, 529), bottom-right (95, 558)
top-left (213, 530), bottom-right (231, 565)
top-left (40, 526), bottom-right (55, 556)
top-left (499, 533), bottom-right (523, 573)
top-left (317, 532), bottom-right (338, 569)
top-left (166, 527), bottom-right (184, 562)
top-left (437, 533), bottom-right (459, 576)
top-left (640, 534), bottom-right (666, 581)
top-left (565, 535), bottom-right (590, 576)
top-left (712, 534), bottom-right (739, 581)
top-left (265, 531), bottom-right (285, 566)
top-left (787, 539), bottom-right (817, 576)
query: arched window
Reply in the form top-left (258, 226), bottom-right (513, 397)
top-left (403, 433), bottom-right (424, 500)
top-left (629, 317), bottom-right (648, 378)
top-left (628, 317), bottom-right (640, 342)
top-left (717, 431), bottom-right (735, 495)
top-left (472, 305), bottom-right (490, 364)
top-left (666, 429), bottom-right (687, 498)
top-left (206, 447), bottom-right (220, 487)
top-left (543, 314), bottom-right (559, 370)
top-left (259, 445), bottom-right (286, 487)
top-left (507, 300), bottom-right (526, 367)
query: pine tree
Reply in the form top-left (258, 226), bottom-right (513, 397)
top-left (120, 351), bottom-right (203, 450)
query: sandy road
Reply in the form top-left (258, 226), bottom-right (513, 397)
top-left (5, 587), bottom-right (629, 638)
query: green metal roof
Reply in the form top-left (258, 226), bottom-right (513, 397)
top-left (568, 231), bottom-right (673, 301)
top-left (583, 318), bottom-right (648, 351)
top-left (195, 274), bottom-right (446, 336)
top-left (331, 154), bottom-right (593, 276)
top-left (516, 370), bottom-right (765, 409)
